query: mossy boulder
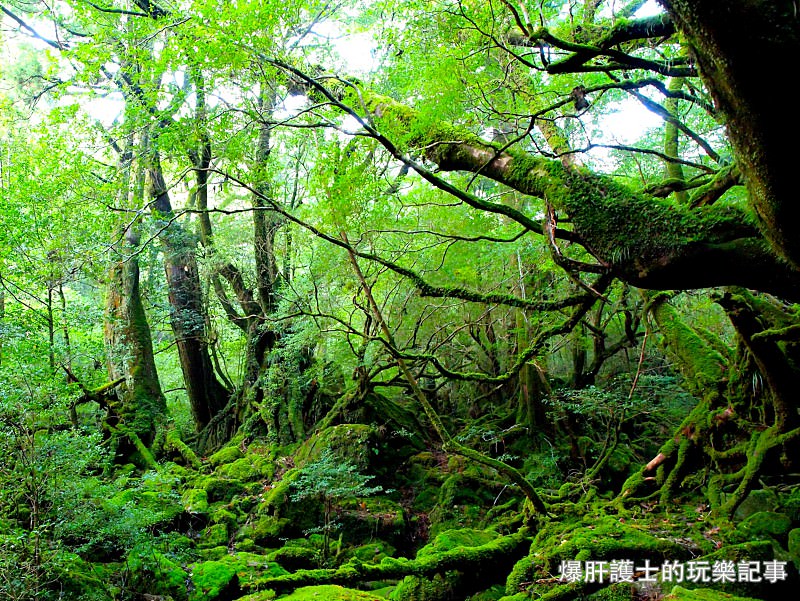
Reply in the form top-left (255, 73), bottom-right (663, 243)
top-left (350, 540), bottom-right (397, 564)
top-left (195, 474), bottom-right (247, 502)
top-left (337, 497), bottom-right (406, 545)
top-left (183, 488), bottom-right (209, 514)
top-left (208, 445), bottom-right (244, 467)
top-left (215, 455), bottom-right (274, 482)
top-left (294, 424), bottom-right (379, 470)
top-left (390, 572), bottom-right (457, 601)
top-left (199, 523), bottom-right (230, 549)
top-left (733, 489), bottom-right (779, 522)
top-left (255, 468), bottom-right (321, 534)
top-left (126, 544), bottom-right (188, 600)
top-left (237, 515), bottom-right (291, 546)
top-left (541, 516), bottom-right (689, 565)
top-left (789, 528), bottom-right (800, 559)
top-left (191, 553), bottom-right (288, 600)
top-left (736, 511), bottom-right (792, 539)
top-left (245, 585), bottom-right (384, 600)
top-left (266, 544), bottom-right (319, 570)
top-left (418, 528), bottom-right (498, 556)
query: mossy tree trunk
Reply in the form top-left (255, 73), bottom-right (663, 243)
top-left (147, 150), bottom-right (231, 430)
top-left (661, 0), bottom-right (800, 267)
top-left (104, 136), bottom-right (166, 453)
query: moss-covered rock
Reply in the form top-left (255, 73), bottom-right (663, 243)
top-left (267, 544), bottom-right (319, 570)
top-left (195, 474), bottom-right (247, 503)
top-left (215, 454), bottom-right (274, 482)
top-left (733, 489), bottom-right (779, 521)
top-left (736, 511), bottom-right (792, 539)
top-left (789, 528), bottom-right (800, 559)
top-left (351, 540), bottom-right (396, 564)
top-left (183, 488), bottom-right (210, 514)
top-left (390, 572), bottom-right (457, 601)
top-left (200, 523), bottom-right (230, 549)
top-left (208, 445), bottom-right (244, 467)
top-left (337, 497), bottom-right (406, 545)
top-left (246, 585), bottom-right (384, 600)
top-left (191, 553), bottom-right (288, 600)
top-left (294, 424), bottom-right (379, 470)
top-left (237, 515), bottom-right (291, 546)
top-left (127, 543), bottom-right (189, 600)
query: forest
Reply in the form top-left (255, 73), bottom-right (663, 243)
top-left (0, 0), bottom-right (798, 600)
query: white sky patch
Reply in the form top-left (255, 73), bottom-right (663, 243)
top-left (598, 96), bottom-right (662, 144)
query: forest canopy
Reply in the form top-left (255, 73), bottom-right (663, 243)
top-left (0, 1), bottom-right (799, 600)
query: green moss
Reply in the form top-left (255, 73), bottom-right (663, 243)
top-left (279, 585), bottom-right (386, 600)
top-left (418, 528), bottom-right (498, 557)
top-left (789, 528), bottom-right (800, 559)
top-left (216, 454), bottom-right (275, 481)
top-left (504, 555), bottom-right (534, 596)
top-left (199, 546), bottom-right (229, 561)
top-left (267, 544), bottom-right (319, 570)
top-left (191, 553), bottom-right (289, 600)
top-left (662, 586), bottom-right (762, 600)
top-left (351, 541), bottom-right (396, 564)
top-left (183, 488), bottom-right (209, 514)
top-left (736, 511), bottom-right (791, 539)
top-left (195, 474), bottom-right (246, 502)
top-left (587, 583), bottom-right (634, 601)
top-left (199, 523), bottom-right (230, 549)
top-left (127, 544), bottom-right (188, 600)
top-left (211, 506), bottom-right (238, 527)
top-left (390, 572), bottom-right (457, 601)
top-left (209, 445), bottom-right (244, 466)
top-left (294, 424), bottom-right (378, 469)
top-left (191, 559), bottom-right (240, 600)
top-left (237, 515), bottom-right (291, 546)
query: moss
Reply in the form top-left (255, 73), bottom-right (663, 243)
top-left (211, 506), bottom-right (238, 527)
top-left (542, 516), bottom-right (688, 565)
top-left (505, 555), bottom-right (534, 596)
top-left (183, 488), bottom-right (210, 514)
top-left (587, 583), bottom-right (635, 601)
top-left (351, 541), bottom-right (396, 564)
top-left (337, 497), bottom-right (406, 545)
top-left (196, 474), bottom-right (247, 502)
top-left (127, 544), bottom-right (189, 600)
top-left (390, 572), bottom-right (456, 600)
top-left (468, 584), bottom-right (506, 600)
top-left (199, 545), bottom-right (230, 561)
top-left (267, 544), bottom-right (319, 570)
top-left (418, 528), bottom-right (498, 557)
top-left (736, 511), bottom-right (792, 539)
top-left (294, 424), bottom-right (378, 470)
top-left (191, 558), bottom-right (240, 600)
top-left (662, 586), bottom-right (762, 600)
top-left (209, 445), bottom-right (244, 467)
top-left (279, 585), bottom-right (386, 600)
top-left (237, 515), bottom-right (291, 546)
top-left (191, 553), bottom-right (289, 600)
top-left (199, 522), bottom-right (230, 549)
top-left (216, 454), bottom-right (274, 482)
top-left (789, 528), bottom-right (800, 559)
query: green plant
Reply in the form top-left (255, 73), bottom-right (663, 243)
top-left (290, 450), bottom-right (384, 562)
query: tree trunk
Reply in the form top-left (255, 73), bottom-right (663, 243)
top-left (662, 0), bottom-right (800, 266)
top-left (147, 152), bottom-right (230, 429)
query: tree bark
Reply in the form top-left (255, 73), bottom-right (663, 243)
top-left (147, 152), bottom-right (230, 429)
top-left (661, 0), bottom-right (800, 267)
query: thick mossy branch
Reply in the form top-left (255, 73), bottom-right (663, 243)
top-left (165, 427), bottom-right (203, 469)
top-left (648, 296), bottom-right (726, 393)
top-left (252, 528), bottom-right (530, 595)
top-left (360, 92), bottom-right (800, 302)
